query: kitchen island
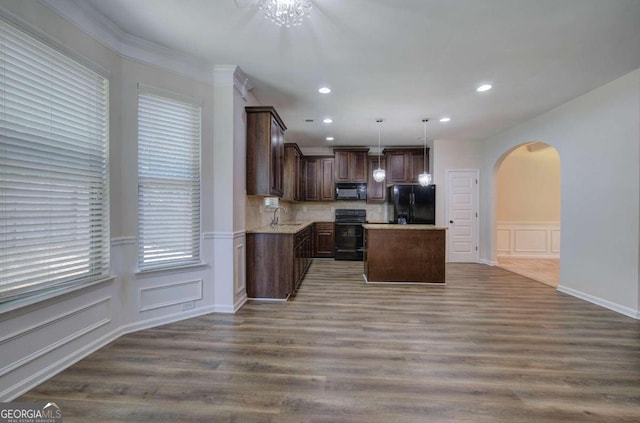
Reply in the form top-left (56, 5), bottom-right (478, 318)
top-left (363, 224), bottom-right (447, 284)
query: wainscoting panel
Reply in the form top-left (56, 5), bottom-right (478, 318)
top-left (551, 229), bottom-right (561, 253)
top-left (496, 229), bottom-right (511, 254)
top-left (514, 229), bottom-right (547, 253)
top-left (0, 298), bottom-right (111, 377)
top-left (497, 221), bottom-right (560, 258)
top-left (0, 278), bottom-right (119, 401)
top-left (235, 243), bottom-right (246, 295)
top-left (139, 279), bottom-right (203, 312)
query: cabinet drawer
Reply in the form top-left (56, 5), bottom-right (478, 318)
top-left (295, 226), bottom-right (311, 244)
top-left (314, 222), bottom-right (334, 231)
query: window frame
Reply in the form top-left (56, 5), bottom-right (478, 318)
top-left (136, 86), bottom-right (202, 271)
top-left (0, 17), bottom-right (111, 305)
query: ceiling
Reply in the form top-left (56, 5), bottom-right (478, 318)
top-left (74, 0), bottom-right (640, 148)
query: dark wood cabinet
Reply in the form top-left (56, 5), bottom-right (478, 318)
top-left (367, 155), bottom-right (386, 202)
top-left (410, 150), bottom-right (427, 182)
top-left (246, 106), bottom-right (286, 196)
top-left (383, 148), bottom-right (429, 184)
top-left (246, 225), bottom-right (312, 300)
top-left (313, 222), bottom-right (335, 257)
top-left (364, 227), bottom-right (445, 283)
top-left (293, 226), bottom-right (313, 292)
top-left (303, 156), bottom-right (335, 201)
top-left (303, 157), bottom-right (319, 201)
top-left (320, 157), bottom-right (335, 201)
top-left (283, 143), bottom-right (303, 201)
top-left (333, 149), bottom-right (368, 183)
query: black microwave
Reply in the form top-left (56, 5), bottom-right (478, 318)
top-left (335, 183), bottom-right (367, 200)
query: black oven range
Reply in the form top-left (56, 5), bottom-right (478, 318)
top-left (334, 209), bottom-right (366, 261)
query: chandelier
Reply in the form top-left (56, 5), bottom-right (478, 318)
top-left (418, 119), bottom-right (432, 186)
top-left (259, 0), bottom-right (312, 27)
top-left (373, 119), bottom-right (386, 183)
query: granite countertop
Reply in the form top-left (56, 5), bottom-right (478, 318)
top-left (363, 223), bottom-right (448, 230)
top-left (246, 221), bottom-right (315, 234)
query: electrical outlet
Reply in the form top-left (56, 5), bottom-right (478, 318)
top-left (264, 197), bottom-right (279, 209)
top-left (182, 300), bottom-right (195, 311)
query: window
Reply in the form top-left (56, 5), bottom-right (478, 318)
top-left (0, 20), bottom-right (110, 303)
top-left (137, 90), bottom-right (201, 270)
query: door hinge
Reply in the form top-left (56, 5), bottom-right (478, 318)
top-left (475, 179), bottom-right (478, 184)
top-left (475, 212), bottom-right (478, 218)
top-left (475, 246), bottom-right (478, 251)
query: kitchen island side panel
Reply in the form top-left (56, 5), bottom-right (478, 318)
top-left (364, 228), bottom-right (446, 283)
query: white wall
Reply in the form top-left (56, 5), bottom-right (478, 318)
top-left (497, 145), bottom-right (561, 222)
top-left (432, 139), bottom-right (484, 228)
top-left (480, 69), bottom-right (640, 318)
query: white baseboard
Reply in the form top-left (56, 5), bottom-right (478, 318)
top-left (557, 285), bottom-right (639, 320)
top-left (233, 293), bottom-right (247, 312)
top-left (497, 253), bottom-right (560, 259)
top-left (120, 305), bottom-right (218, 335)
top-left (478, 259), bottom-right (499, 266)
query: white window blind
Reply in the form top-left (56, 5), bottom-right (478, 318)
top-left (0, 20), bottom-right (110, 303)
top-left (137, 91), bottom-right (201, 270)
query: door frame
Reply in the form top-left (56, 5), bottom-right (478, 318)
top-left (445, 168), bottom-right (480, 263)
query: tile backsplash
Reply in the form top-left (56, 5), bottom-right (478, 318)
top-left (245, 196), bottom-right (387, 230)
top-left (292, 201), bottom-right (386, 223)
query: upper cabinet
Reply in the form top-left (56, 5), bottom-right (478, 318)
top-left (283, 143), bottom-right (303, 201)
top-left (303, 156), bottom-right (334, 201)
top-left (333, 149), bottom-right (369, 183)
top-left (246, 106), bottom-right (286, 196)
top-left (383, 147), bottom-right (429, 184)
top-left (367, 155), bottom-right (386, 202)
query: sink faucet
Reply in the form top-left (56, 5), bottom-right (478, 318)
top-left (270, 206), bottom-right (287, 227)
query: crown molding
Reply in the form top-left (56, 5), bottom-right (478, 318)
top-left (38, 0), bottom-right (216, 84)
top-left (213, 65), bottom-right (254, 100)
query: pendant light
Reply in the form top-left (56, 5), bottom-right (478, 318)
top-left (373, 119), bottom-right (386, 183)
top-left (259, 0), bottom-right (312, 28)
top-left (418, 118), bottom-right (432, 186)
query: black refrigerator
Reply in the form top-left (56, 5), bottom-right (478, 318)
top-left (387, 184), bottom-right (436, 224)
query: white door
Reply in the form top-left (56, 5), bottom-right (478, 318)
top-left (446, 170), bottom-right (479, 262)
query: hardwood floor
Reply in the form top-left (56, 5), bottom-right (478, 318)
top-left (498, 257), bottom-right (560, 287)
top-left (20, 260), bottom-right (640, 422)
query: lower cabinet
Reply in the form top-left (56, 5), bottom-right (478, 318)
top-left (313, 222), bottom-right (335, 257)
top-left (246, 225), bottom-right (312, 299)
top-left (293, 226), bottom-right (313, 292)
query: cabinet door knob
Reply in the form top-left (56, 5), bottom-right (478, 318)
top-left (449, 220), bottom-right (454, 224)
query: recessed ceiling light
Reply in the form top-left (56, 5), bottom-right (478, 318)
top-left (318, 87), bottom-right (331, 94)
top-left (439, 117), bottom-right (451, 123)
top-left (326, 137), bottom-right (334, 141)
top-left (477, 84), bottom-right (492, 92)
top-left (323, 118), bottom-right (333, 124)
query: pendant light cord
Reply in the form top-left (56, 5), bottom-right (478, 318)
top-left (422, 119), bottom-right (428, 172)
top-left (377, 119), bottom-right (383, 168)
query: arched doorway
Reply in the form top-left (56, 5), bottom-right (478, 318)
top-left (494, 142), bottom-right (561, 287)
